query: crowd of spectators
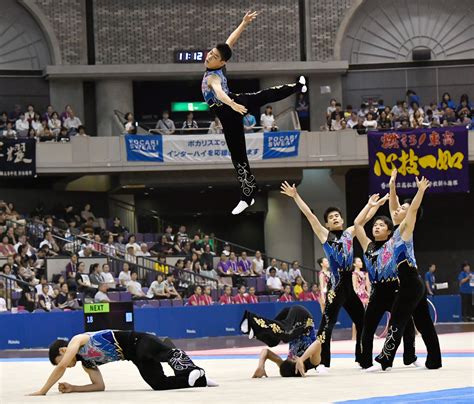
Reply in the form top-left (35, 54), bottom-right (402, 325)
top-left (0, 103), bottom-right (88, 141)
top-left (325, 91), bottom-right (473, 133)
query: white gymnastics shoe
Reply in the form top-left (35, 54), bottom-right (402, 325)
top-left (231, 199), bottom-right (255, 215)
top-left (364, 363), bottom-right (391, 372)
top-left (240, 318), bottom-right (249, 333)
top-left (248, 328), bottom-right (255, 339)
top-left (299, 76), bottom-right (307, 93)
top-left (188, 369), bottom-right (205, 387)
top-left (206, 377), bottom-right (219, 387)
top-left (316, 364), bottom-right (329, 374)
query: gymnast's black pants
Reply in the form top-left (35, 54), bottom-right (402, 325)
top-left (114, 331), bottom-right (206, 390)
top-left (360, 280), bottom-right (417, 369)
top-left (317, 272), bottom-right (365, 367)
top-left (375, 270), bottom-right (442, 370)
top-left (212, 82), bottom-right (302, 203)
top-left (241, 305), bottom-right (314, 346)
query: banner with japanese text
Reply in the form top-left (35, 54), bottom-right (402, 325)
top-left (125, 131), bottom-right (300, 162)
top-left (0, 138), bottom-right (36, 177)
top-left (368, 127), bottom-right (469, 194)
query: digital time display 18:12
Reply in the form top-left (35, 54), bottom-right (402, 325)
top-left (174, 50), bottom-right (208, 63)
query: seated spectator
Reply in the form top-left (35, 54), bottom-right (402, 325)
top-left (125, 246), bottom-right (137, 263)
top-left (265, 258), bottom-right (279, 279)
top-left (78, 245), bottom-right (93, 258)
top-left (35, 276), bottom-right (54, 296)
top-left (103, 234), bottom-right (117, 256)
top-left (456, 94), bottom-right (473, 115)
top-left (200, 244), bottom-right (215, 270)
top-left (163, 273), bottom-right (181, 299)
top-left (25, 104), bottom-right (35, 121)
top-left (101, 263), bottom-right (117, 290)
top-left (39, 230), bottom-right (59, 255)
top-left (330, 112), bottom-right (346, 131)
top-left (154, 254), bottom-right (169, 274)
top-left (245, 286), bottom-right (259, 304)
top-left (127, 272), bottom-right (147, 299)
top-left (89, 263), bottom-right (104, 287)
top-left (363, 112), bottom-right (378, 131)
top-left (151, 235), bottom-right (174, 256)
top-left (114, 234), bottom-right (126, 256)
top-left (65, 254), bottom-right (78, 287)
top-left (410, 109), bottom-right (424, 128)
top-left (217, 253), bottom-right (233, 279)
top-left (222, 243), bottom-right (231, 257)
top-left (57, 126), bottom-right (69, 142)
top-left (75, 261), bottom-right (97, 298)
top-left (243, 112), bottom-right (256, 133)
top-left (261, 105), bottom-right (277, 132)
top-left (200, 285), bottom-right (214, 305)
top-left (358, 103), bottom-right (369, 118)
top-left (188, 285), bottom-right (203, 306)
top-left (181, 112), bottom-right (198, 134)
top-left (346, 112), bottom-right (358, 129)
top-left (147, 273), bottom-right (170, 299)
top-left (443, 108), bottom-right (458, 124)
top-left (136, 243), bottom-right (151, 257)
top-left (238, 251), bottom-right (253, 276)
top-left (0, 111), bottom-right (8, 131)
top-left (233, 285), bottom-right (247, 304)
top-left (228, 252), bottom-right (239, 274)
top-left (18, 287), bottom-right (35, 312)
top-left (48, 111), bottom-right (62, 136)
top-left (155, 111), bottom-right (175, 135)
top-left (0, 235), bottom-right (15, 256)
top-left (31, 113), bottom-right (44, 136)
top-left (15, 113), bottom-right (29, 137)
top-left (125, 234), bottom-right (141, 255)
top-left (377, 111), bottom-right (392, 130)
top-left (94, 283), bottom-right (111, 303)
top-left (64, 291), bottom-right (80, 310)
top-left (439, 92), bottom-right (456, 109)
top-left (266, 267), bottom-right (283, 293)
top-left (326, 99), bottom-right (337, 124)
top-left (181, 242), bottom-right (192, 260)
top-left (5, 226), bottom-right (16, 245)
top-left (61, 103), bottom-right (73, 123)
top-left (164, 225), bottom-right (175, 242)
top-left (252, 250), bottom-right (264, 276)
top-left (124, 112), bottom-right (137, 134)
top-left (176, 225), bottom-right (189, 244)
top-left (91, 234), bottom-right (104, 253)
top-left (64, 111), bottom-right (82, 135)
top-left (208, 116), bottom-right (223, 134)
top-left (190, 234), bottom-right (203, 255)
top-left (55, 283), bottom-right (69, 308)
top-left (219, 285), bottom-right (233, 305)
top-left (398, 119), bottom-right (410, 131)
top-left (2, 122), bottom-right (17, 138)
top-left (278, 285), bottom-right (294, 302)
top-left (293, 276), bottom-right (304, 300)
top-left (118, 262), bottom-right (132, 287)
top-left (289, 261), bottom-right (305, 284)
top-left (109, 216), bottom-right (128, 236)
top-left (278, 262), bottom-right (291, 285)
top-left (76, 125), bottom-right (89, 137)
top-left (8, 104), bottom-right (22, 122)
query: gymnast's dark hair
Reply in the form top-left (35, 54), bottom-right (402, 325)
top-left (402, 199), bottom-right (424, 222)
top-left (216, 43), bottom-right (232, 61)
top-left (279, 359), bottom-right (302, 377)
top-left (373, 215), bottom-right (394, 233)
top-left (323, 207), bottom-right (342, 223)
top-left (49, 339), bottom-right (69, 365)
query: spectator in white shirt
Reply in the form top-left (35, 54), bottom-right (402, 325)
top-left (326, 98), bottom-right (337, 124)
top-left (363, 112), bottom-right (378, 130)
top-left (127, 272), bottom-right (147, 299)
top-left (265, 258), bottom-right (279, 279)
top-left (25, 104), bottom-right (35, 121)
top-left (48, 111), bottom-right (62, 136)
top-left (64, 111), bottom-right (82, 135)
top-left (146, 274), bottom-right (170, 299)
top-left (15, 113), bottom-right (29, 137)
top-left (35, 276), bottom-right (54, 296)
top-left (266, 267), bottom-right (283, 293)
top-left (208, 116), bottom-right (223, 134)
top-left (104, 234), bottom-right (117, 256)
top-left (155, 111), bottom-right (175, 135)
top-left (124, 112), bottom-right (137, 134)
top-left (118, 262), bottom-right (132, 287)
top-left (136, 243), bottom-right (151, 257)
top-left (252, 250), bottom-right (264, 276)
top-left (125, 245), bottom-right (137, 263)
top-left (260, 105), bottom-right (277, 132)
top-left (289, 261), bottom-right (305, 284)
top-left (94, 283), bottom-right (111, 303)
top-left (278, 262), bottom-right (291, 285)
top-left (101, 263), bottom-right (116, 290)
top-left (125, 235), bottom-right (141, 255)
top-left (39, 230), bottom-right (59, 255)
top-left (2, 122), bottom-right (17, 138)
top-left (346, 112), bottom-right (358, 129)
top-left (331, 112), bottom-right (346, 131)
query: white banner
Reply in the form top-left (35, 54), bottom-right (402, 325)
top-left (163, 134), bottom-right (263, 162)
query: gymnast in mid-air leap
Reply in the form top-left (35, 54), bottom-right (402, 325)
top-left (202, 10), bottom-right (307, 215)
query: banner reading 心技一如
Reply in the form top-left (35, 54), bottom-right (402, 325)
top-left (125, 131), bottom-right (300, 162)
top-left (368, 126), bottom-right (469, 194)
top-left (0, 138), bottom-right (36, 177)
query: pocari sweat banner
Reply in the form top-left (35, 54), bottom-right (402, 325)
top-left (125, 135), bottom-right (164, 162)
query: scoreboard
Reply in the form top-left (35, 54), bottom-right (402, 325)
top-left (83, 302), bottom-right (134, 332)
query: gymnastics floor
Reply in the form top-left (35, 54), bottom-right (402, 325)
top-left (1, 330), bottom-right (473, 403)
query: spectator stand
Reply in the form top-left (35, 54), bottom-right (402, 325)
top-left (0, 272), bottom-right (36, 311)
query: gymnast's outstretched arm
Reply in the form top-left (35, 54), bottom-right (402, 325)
top-left (226, 11), bottom-right (258, 48)
top-left (399, 176), bottom-right (430, 242)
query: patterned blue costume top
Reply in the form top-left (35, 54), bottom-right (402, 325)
top-left (288, 326), bottom-right (316, 360)
top-left (322, 230), bottom-right (354, 287)
top-left (77, 330), bottom-right (124, 369)
top-left (363, 228), bottom-right (404, 283)
top-left (201, 68), bottom-right (229, 107)
top-left (393, 225), bottom-right (417, 269)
